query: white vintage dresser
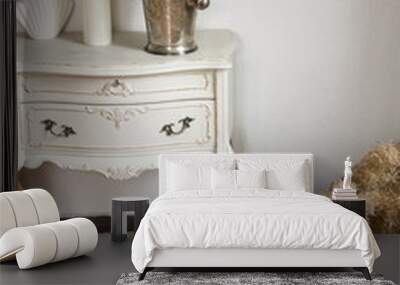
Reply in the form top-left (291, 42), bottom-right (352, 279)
top-left (17, 30), bottom-right (236, 180)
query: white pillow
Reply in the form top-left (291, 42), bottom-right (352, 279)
top-left (237, 159), bottom-right (308, 191)
top-left (236, 169), bottom-right (267, 188)
top-left (211, 168), bottom-right (236, 190)
top-left (166, 159), bottom-right (235, 191)
top-left (211, 169), bottom-right (267, 190)
top-left (267, 164), bottom-right (306, 191)
top-left (167, 163), bottom-right (210, 191)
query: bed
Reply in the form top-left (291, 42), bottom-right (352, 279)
top-left (131, 153), bottom-right (380, 280)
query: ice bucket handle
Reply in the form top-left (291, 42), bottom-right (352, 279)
top-left (187, 0), bottom-right (210, 10)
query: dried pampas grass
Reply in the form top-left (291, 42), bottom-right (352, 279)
top-left (329, 143), bottom-right (400, 233)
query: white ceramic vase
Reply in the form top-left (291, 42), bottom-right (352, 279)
top-left (16, 0), bottom-right (75, 40)
top-left (81, 0), bottom-right (112, 46)
top-left (112, 0), bottom-right (138, 31)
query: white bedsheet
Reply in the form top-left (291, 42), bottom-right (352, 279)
top-left (131, 190), bottom-right (380, 273)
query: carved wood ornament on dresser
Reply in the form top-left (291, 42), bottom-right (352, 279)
top-left (17, 31), bottom-right (236, 180)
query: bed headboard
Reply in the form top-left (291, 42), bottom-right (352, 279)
top-left (159, 153), bottom-right (314, 195)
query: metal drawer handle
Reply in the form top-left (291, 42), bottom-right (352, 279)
top-left (41, 119), bottom-right (77, 138)
top-left (160, 116), bottom-right (195, 136)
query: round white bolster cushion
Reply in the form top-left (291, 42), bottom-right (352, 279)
top-left (0, 218), bottom-right (98, 269)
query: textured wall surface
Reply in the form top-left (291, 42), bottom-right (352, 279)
top-left (20, 0), bottom-right (400, 217)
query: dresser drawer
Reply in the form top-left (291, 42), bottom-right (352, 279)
top-left (25, 101), bottom-right (215, 153)
top-left (21, 71), bottom-right (214, 104)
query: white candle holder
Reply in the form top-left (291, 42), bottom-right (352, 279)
top-left (81, 0), bottom-right (112, 46)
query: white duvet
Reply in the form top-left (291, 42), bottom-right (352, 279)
top-left (131, 190), bottom-right (380, 273)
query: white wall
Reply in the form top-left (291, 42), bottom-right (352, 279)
top-left (20, 0), bottom-right (400, 217)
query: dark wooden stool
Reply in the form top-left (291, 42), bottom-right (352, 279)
top-left (111, 197), bottom-right (150, 242)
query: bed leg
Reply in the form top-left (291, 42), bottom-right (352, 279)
top-left (354, 267), bottom-right (371, 280)
top-left (362, 268), bottom-right (372, 281)
top-left (138, 268), bottom-right (148, 281)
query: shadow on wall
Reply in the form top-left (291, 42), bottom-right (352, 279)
top-left (18, 162), bottom-right (159, 217)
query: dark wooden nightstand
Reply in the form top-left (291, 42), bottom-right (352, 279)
top-left (111, 197), bottom-right (150, 242)
top-left (332, 199), bottom-right (366, 218)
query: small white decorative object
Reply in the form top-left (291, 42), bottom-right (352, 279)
top-left (343, 156), bottom-right (353, 189)
top-left (16, 0), bottom-right (74, 39)
top-left (81, 0), bottom-right (112, 46)
top-left (332, 157), bottom-right (357, 199)
top-left (111, 0), bottom-right (138, 31)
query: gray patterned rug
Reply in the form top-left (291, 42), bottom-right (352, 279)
top-left (116, 272), bottom-right (396, 285)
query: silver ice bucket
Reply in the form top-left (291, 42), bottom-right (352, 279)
top-left (143, 0), bottom-right (210, 55)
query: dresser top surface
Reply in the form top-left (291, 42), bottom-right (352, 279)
top-left (17, 30), bottom-right (236, 76)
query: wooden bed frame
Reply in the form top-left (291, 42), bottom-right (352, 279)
top-left (139, 267), bottom-right (371, 281)
top-left (139, 248), bottom-right (371, 280)
top-left (137, 154), bottom-right (373, 281)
